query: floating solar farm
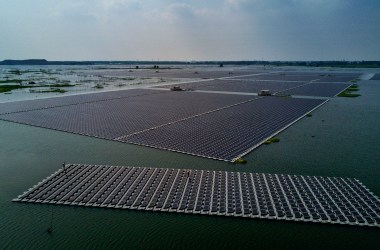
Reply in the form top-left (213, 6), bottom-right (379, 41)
top-left (120, 97), bottom-right (326, 161)
top-left (0, 87), bottom-right (326, 161)
top-left (13, 164), bottom-right (380, 228)
top-left (0, 89), bottom-right (165, 115)
top-left (275, 82), bottom-right (352, 98)
top-left (157, 79), bottom-right (307, 94)
top-left (84, 68), bottom-right (266, 79)
top-left (156, 73), bottom-right (357, 97)
top-left (7, 70), bottom-right (379, 229)
top-left (232, 72), bottom-right (359, 82)
top-left (0, 71), bottom-right (358, 162)
top-left (370, 74), bottom-right (380, 80)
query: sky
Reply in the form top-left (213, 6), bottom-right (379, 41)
top-left (0, 0), bottom-right (379, 61)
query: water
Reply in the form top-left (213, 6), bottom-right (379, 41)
top-left (0, 65), bottom-right (188, 103)
top-left (1, 73), bottom-right (380, 249)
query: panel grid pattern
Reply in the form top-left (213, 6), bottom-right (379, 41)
top-left (370, 74), bottom-right (380, 80)
top-left (13, 164), bottom-right (380, 228)
top-left (120, 97), bottom-right (326, 161)
top-left (84, 69), bottom-right (266, 79)
top-left (275, 82), bottom-right (351, 97)
top-left (0, 91), bottom-right (256, 140)
top-left (156, 79), bottom-right (306, 94)
top-left (0, 89), bottom-right (164, 115)
top-left (233, 73), bottom-right (358, 82)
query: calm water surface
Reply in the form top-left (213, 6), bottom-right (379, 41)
top-left (0, 78), bottom-right (379, 249)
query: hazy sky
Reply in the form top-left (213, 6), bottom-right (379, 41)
top-left (1, 0), bottom-right (379, 61)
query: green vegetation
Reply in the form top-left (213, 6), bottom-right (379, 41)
top-left (7, 69), bottom-right (37, 75)
top-left (346, 84), bottom-right (359, 92)
top-left (306, 113), bottom-right (312, 117)
top-left (338, 84), bottom-right (361, 98)
top-left (0, 82), bottom-right (75, 93)
top-left (55, 80), bottom-right (71, 83)
top-left (337, 92), bottom-right (361, 98)
top-left (264, 137), bottom-right (280, 145)
top-left (44, 88), bottom-right (66, 93)
top-left (0, 79), bottom-right (23, 84)
top-left (8, 69), bottom-right (22, 75)
top-left (0, 85), bottom-right (29, 93)
top-left (30, 88), bottom-right (67, 93)
top-left (234, 158), bottom-right (247, 164)
top-left (49, 83), bottom-right (76, 87)
top-left (94, 84), bottom-right (104, 89)
top-left (40, 69), bottom-right (55, 75)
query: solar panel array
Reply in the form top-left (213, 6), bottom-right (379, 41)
top-left (84, 69), bottom-right (265, 79)
top-left (0, 91), bottom-right (255, 140)
top-left (0, 89), bottom-right (164, 115)
top-left (13, 164), bottom-right (380, 228)
top-left (157, 79), bottom-right (306, 94)
top-left (120, 97), bottom-right (326, 161)
top-left (154, 72), bottom-right (358, 97)
top-left (0, 86), bottom-right (328, 161)
top-left (1, 71), bottom-right (354, 161)
top-left (233, 73), bottom-right (325, 82)
top-left (233, 73), bottom-right (359, 82)
top-left (370, 74), bottom-right (380, 80)
top-left (275, 82), bottom-right (352, 98)
top-left (314, 73), bottom-right (360, 83)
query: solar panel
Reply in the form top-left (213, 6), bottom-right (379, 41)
top-left (275, 82), bottom-right (352, 97)
top-left (0, 88), bottom-right (164, 115)
top-left (232, 72), bottom-right (358, 82)
top-left (156, 79), bottom-right (305, 94)
top-left (84, 69), bottom-right (266, 79)
top-left (370, 74), bottom-right (380, 80)
top-left (0, 90), bottom-right (256, 140)
top-left (121, 97), bottom-right (326, 161)
top-left (0, 88), bottom-right (328, 161)
top-left (14, 164), bottom-right (380, 228)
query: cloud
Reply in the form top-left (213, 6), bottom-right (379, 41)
top-left (0, 0), bottom-right (379, 60)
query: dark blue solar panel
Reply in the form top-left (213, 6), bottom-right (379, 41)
top-left (0, 90), bottom-right (255, 140)
top-left (0, 89), bottom-right (164, 115)
top-left (370, 74), bottom-right (380, 80)
top-left (276, 82), bottom-right (351, 97)
top-left (157, 79), bottom-right (305, 94)
top-left (85, 69), bottom-right (265, 79)
top-left (121, 97), bottom-right (326, 161)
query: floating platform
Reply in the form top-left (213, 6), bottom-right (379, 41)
top-left (157, 79), bottom-right (306, 94)
top-left (233, 72), bottom-right (359, 82)
top-left (13, 164), bottom-right (380, 228)
top-left (275, 82), bottom-right (352, 98)
top-left (120, 97), bottom-right (327, 161)
top-left (0, 89), bottom-right (325, 162)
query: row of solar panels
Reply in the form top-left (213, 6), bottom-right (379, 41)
top-left (0, 90), bottom-right (256, 140)
top-left (120, 97), bottom-right (326, 161)
top-left (157, 79), bottom-right (352, 97)
top-left (0, 89), bottom-right (325, 161)
top-left (83, 69), bottom-right (266, 79)
top-left (14, 164), bottom-right (380, 227)
top-left (370, 74), bottom-right (380, 80)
